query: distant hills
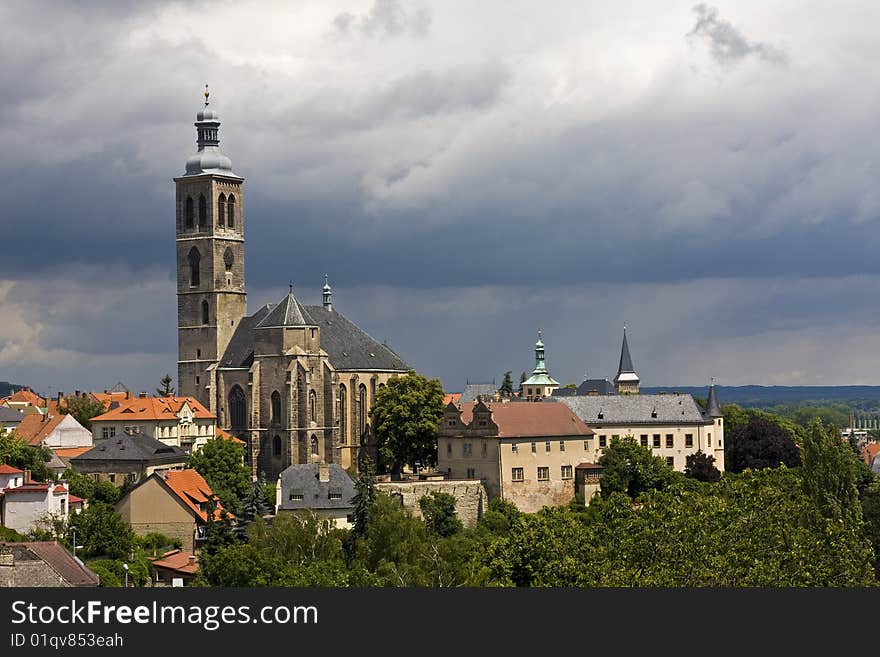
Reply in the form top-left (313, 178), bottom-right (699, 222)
top-left (0, 381), bottom-right (32, 398)
top-left (643, 385), bottom-right (880, 406)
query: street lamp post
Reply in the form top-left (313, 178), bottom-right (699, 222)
top-left (71, 526), bottom-right (76, 559)
top-left (122, 563), bottom-right (129, 588)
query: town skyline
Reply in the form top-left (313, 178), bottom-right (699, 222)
top-left (4, 1), bottom-right (880, 393)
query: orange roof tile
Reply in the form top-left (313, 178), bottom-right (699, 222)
top-left (160, 469), bottom-right (228, 522)
top-left (861, 442), bottom-right (880, 465)
top-left (444, 393), bottom-right (462, 405)
top-left (216, 428), bottom-right (245, 445)
top-left (53, 447), bottom-right (92, 460)
top-left (91, 396), bottom-right (215, 423)
top-left (0, 463), bottom-right (24, 475)
top-left (14, 413), bottom-right (65, 446)
top-left (5, 388), bottom-right (46, 407)
top-left (454, 402), bottom-right (594, 438)
top-left (90, 391), bottom-right (131, 405)
top-left (151, 549), bottom-right (200, 575)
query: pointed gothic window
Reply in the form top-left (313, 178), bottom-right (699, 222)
top-left (198, 194), bottom-right (207, 228)
top-left (201, 300), bottom-right (209, 325)
top-left (229, 385), bottom-right (246, 431)
top-left (184, 196), bottom-right (194, 229)
top-left (309, 390), bottom-right (317, 422)
top-left (310, 435), bottom-right (318, 456)
top-left (188, 247), bottom-right (200, 287)
top-left (271, 391), bottom-right (281, 425)
top-left (224, 247), bottom-right (234, 272)
top-left (338, 384), bottom-right (347, 443)
top-left (218, 193), bottom-right (226, 227)
top-left (227, 194), bottom-right (235, 228)
top-left (358, 383), bottom-right (367, 437)
top-left (273, 435), bottom-right (282, 456)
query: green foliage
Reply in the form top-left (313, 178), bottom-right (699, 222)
top-left (240, 475), bottom-right (272, 525)
top-left (156, 374), bottom-right (175, 398)
top-left (87, 561), bottom-right (122, 588)
top-left (597, 435), bottom-right (676, 498)
top-left (187, 438), bottom-right (251, 516)
top-left (0, 526), bottom-right (27, 542)
top-left (87, 557), bottom-right (150, 588)
top-left (684, 450), bottom-right (721, 483)
top-left (860, 481), bottom-right (880, 578)
top-left (135, 532), bottom-right (181, 554)
top-left (499, 372), bottom-right (514, 397)
top-left (202, 503), bottom-right (238, 557)
top-left (92, 480), bottom-right (121, 504)
top-left (60, 395), bottom-right (107, 431)
top-left (800, 419), bottom-right (863, 526)
top-left (371, 371), bottom-right (445, 474)
top-left (518, 372), bottom-right (526, 392)
top-left (68, 502), bottom-right (135, 560)
top-left (62, 468), bottom-right (95, 500)
top-left (0, 431), bottom-right (28, 466)
top-left (479, 498), bottom-right (521, 534)
top-left (419, 491), bottom-right (463, 537)
top-left (1, 432), bottom-right (52, 482)
top-left (726, 414), bottom-right (801, 473)
top-left (351, 456), bottom-right (377, 538)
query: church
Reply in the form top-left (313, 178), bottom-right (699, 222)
top-left (174, 90), bottom-right (410, 479)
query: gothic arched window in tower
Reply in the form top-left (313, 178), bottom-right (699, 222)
top-left (309, 390), bottom-right (317, 423)
top-left (310, 435), bottom-right (318, 456)
top-left (217, 193), bottom-right (226, 228)
top-left (358, 383), bottom-right (367, 437)
top-left (224, 247), bottom-right (234, 272)
top-left (201, 300), bottom-right (209, 325)
top-left (338, 384), bottom-right (347, 443)
top-left (184, 196), bottom-right (194, 229)
top-left (188, 247), bottom-right (200, 287)
top-left (270, 391), bottom-right (281, 425)
top-left (273, 435), bottom-right (282, 457)
top-left (198, 194), bottom-right (207, 229)
top-left (227, 194), bottom-right (235, 228)
top-left (228, 385), bottom-right (247, 431)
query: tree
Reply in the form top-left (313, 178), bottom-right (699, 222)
top-left (60, 395), bottom-right (107, 431)
top-left (156, 374), bottom-right (175, 398)
top-left (67, 502), bottom-right (134, 560)
top-left (419, 491), bottom-right (463, 537)
top-left (202, 502), bottom-right (238, 557)
top-left (351, 456), bottom-right (377, 538)
top-left (92, 480), bottom-right (121, 504)
top-left (598, 435), bottom-right (676, 498)
top-left (1, 432), bottom-right (52, 482)
top-left (371, 370), bottom-right (445, 474)
top-left (727, 416), bottom-right (801, 474)
top-left (187, 438), bottom-right (251, 516)
top-left (518, 372), bottom-right (527, 394)
top-left (240, 474), bottom-right (272, 525)
top-left (800, 419), bottom-right (863, 526)
top-left (499, 372), bottom-right (514, 397)
top-left (684, 450), bottom-right (721, 483)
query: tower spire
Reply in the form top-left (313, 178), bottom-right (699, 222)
top-left (183, 85), bottom-right (240, 177)
top-left (613, 326), bottom-right (640, 394)
top-left (323, 274), bottom-right (333, 311)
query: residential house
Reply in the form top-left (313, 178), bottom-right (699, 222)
top-left (69, 435), bottom-right (188, 487)
top-left (0, 541), bottom-right (99, 587)
top-left (0, 407), bottom-right (24, 434)
top-left (150, 549), bottom-right (199, 587)
top-left (116, 469), bottom-right (227, 553)
top-left (13, 412), bottom-right (93, 450)
top-left (1, 387), bottom-right (47, 413)
top-left (1, 479), bottom-right (72, 535)
top-left (0, 464), bottom-right (25, 491)
top-left (276, 463), bottom-right (355, 528)
top-left (90, 394), bottom-right (216, 454)
top-left (437, 399), bottom-right (596, 512)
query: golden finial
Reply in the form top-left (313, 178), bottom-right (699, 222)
top-left (204, 84), bottom-right (210, 107)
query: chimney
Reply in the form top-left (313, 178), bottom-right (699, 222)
top-left (57, 391), bottom-right (62, 404)
top-left (318, 463), bottom-right (330, 483)
top-left (139, 392), bottom-right (148, 399)
top-left (104, 389), bottom-right (109, 394)
top-left (125, 391), bottom-right (130, 400)
top-left (24, 469), bottom-right (31, 484)
top-left (188, 555), bottom-right (196, 565)
top-left (75, 390), bottom-right (80, 397)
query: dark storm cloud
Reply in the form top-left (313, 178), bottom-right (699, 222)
top-left (334, 0), bottom-right (431, 39)
top-left (687, 4), bottom-right (787, 65)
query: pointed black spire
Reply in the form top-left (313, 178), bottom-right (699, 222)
top-left (705, 380), bottom-right (723, 418)
top-left (617, 327), bottom-right (635, 375)
top-left (613, 326), bottom-right (640, 394)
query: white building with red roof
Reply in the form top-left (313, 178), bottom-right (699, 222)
top-left (89, 393), bottom-right (217, 454)
top-left (0, 471), bottom-right (73, 535)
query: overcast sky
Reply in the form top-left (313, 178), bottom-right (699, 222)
top-left (4, 0), bottom-right (880, 395)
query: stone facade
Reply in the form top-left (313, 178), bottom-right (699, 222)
top-left (376, 480), bottom-right (488, 528)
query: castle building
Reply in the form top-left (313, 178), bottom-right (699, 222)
top-left (174, 90), bottom-right (410, 479)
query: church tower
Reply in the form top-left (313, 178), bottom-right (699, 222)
top-left (613, 327), bottom-right (640, 394)
top-left (175, 87), bottom-right (247, 409)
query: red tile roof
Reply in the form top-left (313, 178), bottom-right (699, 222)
top-left (216, 428), bottom-right (245, 445)
top-left (0, 463), bottom-right (24, 475)
top-left (444, 393), bottom-right (462, 405)
top-left (455, 402), bottom-right (594, 438)
top-left (68, 494), bottom-right (84, 504)
top-left (160, 470), bottom-right (228, 522)
top-left (861, 442), bottom-right (880, 465)
top-left (4, 483), bottom-right (50, 493)
top-left (151, 549), bottom-right (200, 575)
top-left (13, 413), bottom-right (65, 446)
top-left (5, 388), bottom-right (46, 407)
top-left (91, 396), bottom-right (215, 422)
top-left (53, 447), bottom-right (92, 460)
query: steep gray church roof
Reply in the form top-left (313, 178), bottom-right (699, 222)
top-left (705, 384), bottom-right (723, 418)
top-left (553, 393), bottom-right (709, 425)
top-left (256, 292), bottom-right (314, 328)
top-left (218, 304), bottom-right (272, 368)
top-left (304, 305), bottom-right (410, 372)
top-left (460, 383), bottom-right (497, 402)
